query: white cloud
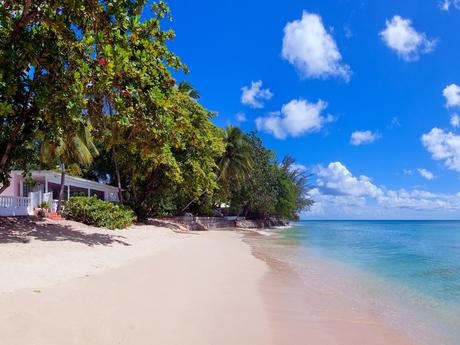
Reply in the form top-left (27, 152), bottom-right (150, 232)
top-left (236, 112), bottom-right (247, 122)
top-left (256, 99), bottom-right (330, 139)
top-left (422, 128), bottom-right (460, 171)
top-left (443, 84), bottom-right (460, 107)
top-left (350, 130), bottom-right (381, 146)
top-left (403, 169), bottom-right (414, 175)
top-left (290, 163), bottom-right (308, 173)
top-left (282, 11), bottom-right (351, 80)
top-left (439, 0), bottom-right (451, 11)
top-left (316, 162), bottom-right (383, 197)
top-left (388, 116), bottom-right (401, 129)
top-left (303, 161), bottom-right (460, 219)
top-left (241, 81), bottom-right (273, 108)
top-left (439, 0), bottom-right (460, 11)
top-left (379, 16), bottom-right (436, 61)
top-left (417, 168), bottom-right (435, 180)
top-left (440, 0), bottom-right (451, 10)
top-left (451, 114), bottom-right (460, 127)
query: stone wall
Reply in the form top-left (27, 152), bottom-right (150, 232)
top-left (148, 216), bottom-right (289, 231)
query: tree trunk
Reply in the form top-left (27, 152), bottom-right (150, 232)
top-left (107, 95), bottom-right (123, 204)
top-left (57, 157), bottom-right (65, 212)
top-left (112, 146), bottom-right (124, 204)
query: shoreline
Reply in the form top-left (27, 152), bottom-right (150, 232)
top-left (0, 219), bottom-right (424, 344)
top-left (243, 231), bottom-right (419, 345)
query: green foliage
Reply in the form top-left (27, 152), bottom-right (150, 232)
top-left (226, 132), bottom-right (313, 220)
top-left (62, 196), bottom-right (137, 229)
top-left (218, 126), bottom-right (253, 189)
top-left (0, 0), bottom-right (184, 192)
top-left (0, 1), bottom-right (313, 220)
top-left (38, 201), bottom-right (50, 210)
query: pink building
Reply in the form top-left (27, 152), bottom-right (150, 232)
top-left (0, 170), bottom-right (119, 216)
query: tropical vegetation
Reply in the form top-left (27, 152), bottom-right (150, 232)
top-left (0, 0), bottom-right (313, 222)
top-left (63, 196), bottom-right (137, 229)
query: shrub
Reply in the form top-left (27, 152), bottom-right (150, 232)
top-left (38, 201), bottom-right (50, 210)
top-left (62, 196), bottom-right (137, 229)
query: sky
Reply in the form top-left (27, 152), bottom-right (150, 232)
top-left (144, 0), bottom-right (460, 219)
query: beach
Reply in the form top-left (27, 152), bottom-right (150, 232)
top-left (0, 218), bottom-right (418, 345)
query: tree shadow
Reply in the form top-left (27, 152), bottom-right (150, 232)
top-left (0, 217), bottom-right (130, 247)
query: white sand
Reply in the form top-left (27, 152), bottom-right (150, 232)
top-left (0, 219), bottom-right (181, 293)
top-left (0, 219), bottom-right (272, 345)
top-left (0, 218), bottom-right (418, 345)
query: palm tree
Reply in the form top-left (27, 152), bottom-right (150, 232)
top-left (177, 81), bottom-right (200, 99)
top-left (280, 155), bottom-right (314, 211)
top-left (218, 126), bottom-right (253, 186)
top-left (181, 126), bottom-right (253, 212)
top-left (41, 124), bottom-right (98, 212)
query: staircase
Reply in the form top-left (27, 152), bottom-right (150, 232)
top-left (46, 211), bottom-right (64, 221)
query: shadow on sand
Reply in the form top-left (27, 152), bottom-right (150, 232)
top-left (0, 217), bottom-right (130, 247)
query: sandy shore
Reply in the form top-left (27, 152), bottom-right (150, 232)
top-left (0, 218), bottom-right (417, 345)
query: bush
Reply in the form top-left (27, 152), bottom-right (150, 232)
top-left (62, 196), bottom-right (137, 229)
top-left (38, 201), bottom-right (50, 210)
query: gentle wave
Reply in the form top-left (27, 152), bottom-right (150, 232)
top-left (247, 220), bottom-right (460, 345)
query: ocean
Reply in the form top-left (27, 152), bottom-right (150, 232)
top-left (247, 220), bottom-right (460, 345)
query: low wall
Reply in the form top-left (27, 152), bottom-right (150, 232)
top-left (147, 216), bottom-right (288, 231)
top-left (235, 219), bottom-right (289, 229)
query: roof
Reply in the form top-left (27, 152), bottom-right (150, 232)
top-left (10, 170), bottom-right (119, 192)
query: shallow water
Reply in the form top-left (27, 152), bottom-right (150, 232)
top-left (248, 221), bottom-right (460, 345)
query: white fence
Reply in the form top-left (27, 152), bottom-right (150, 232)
top-left (0, 191), bottom-right (55, 216)
top-left (0, 196), bottom-right (31, 216)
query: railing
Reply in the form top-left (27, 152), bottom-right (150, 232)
top-left (0, 196), bottom-right (30, 208)
top-left (0, 195), bottom-right (32, 216)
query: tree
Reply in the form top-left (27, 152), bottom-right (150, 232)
top-left (227, 133), bottom-right (313, 220)
top-left (218, 126), bottom-right (253, 187)
top-left (280, 155), bottom-right (315, 216)
top-left (178, 81), bottom-right (200, 99)
top-left (40, 124), bottom-right (98, 211)
top-left (0, 0), bottom-right (183, 193)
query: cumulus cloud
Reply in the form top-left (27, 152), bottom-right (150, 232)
top-left (379, 16), bottom-right (436, 61)
top-left (235, 112), bottom-right (247, 122)
top-left (421, 128), bottom-right (460, 171)
top-left (255, 99), bottom-right (331, 139)
top-left (443, 84), bottom-right (460, 107)
top-left (376, 189), bottom-right (460, 213)
top-left (282, 11), bottom-right (351, 80)
top-left (417, 168), bottom-right (435, 180)
top-left (350, 130), bottom-right (381, 146)
top-left (451, 114), bottom-right (460, 127)
top-left (316, 162), bottom-right (383, 197)
top-left (303, 161), bottom-right (460, 219)
top-left (241, 81), bottom-right (273, 108)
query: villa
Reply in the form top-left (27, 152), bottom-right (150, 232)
top-left (0, 170), bottom-right (120, 216)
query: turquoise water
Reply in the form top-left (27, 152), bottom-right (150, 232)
top-left (264, 221), bottom-right (460, 344)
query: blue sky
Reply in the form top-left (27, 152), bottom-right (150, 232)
top-left (146, 0), bottom-right (460, 219)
